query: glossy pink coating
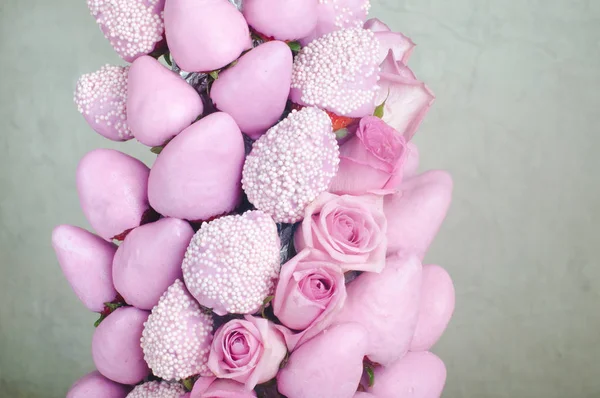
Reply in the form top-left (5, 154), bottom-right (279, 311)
top-left (410, 264), bottom-right (455, 352)
top-left (127, 56), bottom-right (203, 147)
top-left (66, 371), bottom-right (130, 398)
top-left (333, 254), bottom-right (422, 366)
top-left (300, 0), bottom-right (371, 45)
top-left (367, 351), bottom-right (447, 398)
top-left (384, 170), bottom-right (453, 258)
top-left (52, 225), bottom-right (117, 312)
top-left (164, 0), bottom-right (251, 72)
top-left (112, 218), bottom-right (194, 310)
top-left (148, 112), bottom-right (245, 221)
top-left (76, 149), bottom-right (151, 241)
top-left (243, 0), bottom-right (318, 41)
top-left (210, 41), bottom-right (293, 140)
top-left (92, 307), bottom-right (150, 385)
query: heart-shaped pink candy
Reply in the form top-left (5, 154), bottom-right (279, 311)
top-left (127, 56), bottom-right (203, 147)
top-left (148, 112), bottom-right (245, 221)
top-left (76, 149), bottom-right (152, 241)
top-left (243, 0), bottom-right (318, 41)
top-left (410, 264), bottom-right (455, 352)
top-left (52, 225), bottom-right (118, 312)
top-left (164, 0), bottom-right (251, 72)
top-left (211, 41), bottom-right (292, 140)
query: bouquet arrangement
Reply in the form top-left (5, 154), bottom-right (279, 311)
top-left (54, 0), bottom-right (455, 397)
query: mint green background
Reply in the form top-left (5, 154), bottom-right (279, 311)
top-left (1, 1), bottom-right (599, 397)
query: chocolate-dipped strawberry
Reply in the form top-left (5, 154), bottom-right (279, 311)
top-left (210, 41), bottom-right (292, 140)
top-left (92, 307), bottom-right (150, 384)
top-left (164, 0), bottom-right (251, 72)
top-left (77, 149), bottom-right (153, 241)
top-left (127, 381), bottom-right (188, 397)
top-left (243, 0), bottom-right (318, 41)
top-left (148, 112), bottom-right (245, 222)
top-left (87, 0), bottom-right (166, 62)
top-left (67, 371), bottom-right (131, 398)
top-left (52, 225), bottom-right (118, 312)
top-left (300, 0), bottom-right (371, 45)
top-left (112, 218), bottom-right (194, 310)
top-left (127, 56), bottom-right (203, 147)
top-left (74, 65), bottom-right (132, 141)
top-left (141, 280), bottom-right (214, 380)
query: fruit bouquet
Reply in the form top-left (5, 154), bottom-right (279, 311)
top-left (54, 0), bottom-right (455, 397)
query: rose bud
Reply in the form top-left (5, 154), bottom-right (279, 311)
top-left (66, 371), bottom-right (131, 398)
top-left (364, 18), bottom-right (415, 65)
top-left (333, 254), bottom-right (422, 366)
top-left (295, 193), bottom-right (387, 273)
top-left (410, 264), bottom-right (455, 352)
top-left (207, 316), bottom-right (287, 390)
top-left (384, 170), bottom-right (453, 258)
top-left (191, 378), bottom-right (257, 398)
top-left (329, 116), bottom-right (409, 195)
top-left (52, 225), bottom-right (118, 312)
top-left (367, 351), bottom-right (447, 398)
top-left (127, 381), bottom-right (188, 398)
top-left (273, 249), bottom-right (346, 350)
top-left (277, 323), bottom-right (368, 398)
top-left (375, 51), bottom-right (435, 141)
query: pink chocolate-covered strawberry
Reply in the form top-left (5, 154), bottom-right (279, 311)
top-left (290, 28), bottom-right (380, 118)
top-left (112, 218), bottom-right (194, 310)
top-left (333, 254), bottom-right (422, 366)
top-left (243, 0), bottom-right (318, 41)
top-left (300, 0), bottom-right (371, 45)
top-left (87, 0), bottom-right (166, 63)
top-left (127, 56), bottom-right (203, 147)
top-left (182, 211), bottom-right (280, 315)
top-left (148, 112), bottom-right (245, 221)
top-left (164, 0), bottom-right (251, 72)
top-left (67, 371), bottom-right (131, 398)
top-left (367, 351), bottom-right (447, 398)
top-left (74, 65), bottom-right (132, 141)
top-left (92, 307), bottom-right (150, 384)
top-left (52, 225), bottom-right (118, 312)
top-left (127, 381), bottom-right (188, 397)
top-left (77, 149), bottom-right (152, 241)
top-left (277, 323), bottom-right (368, 398)
top-left (141, 280), bottom-right (214, 380)
top-left (210, 41), bottom-right (292, 140)
top-left (242, 107), bottom-right (339, 223)
top-left (410, 264), bottom-right (455, 352)
top-left (384, 170), bottom-right (453, 258)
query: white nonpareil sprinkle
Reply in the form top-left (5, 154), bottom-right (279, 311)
top-left (242, 107), bottom-right (340, 223)
top-left (74, 64), bottom-right (132, 139)
top-left (88, 0), bottom-right (164, 60)
top-left (127, 381), bottom-right (187, 398)
top-left (182, 211), bottom-right (280, 315)
top-left (318, 0), bottom-right (371, 30)
top-left (291, 27), bottom-right (380, 116)
top-left (141, 280), bottom-right (214, 380)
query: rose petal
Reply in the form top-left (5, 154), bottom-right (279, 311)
top-left (374, 31), bottom-right (415, 65)
top-left (364, 18), bottom-right (391, 33)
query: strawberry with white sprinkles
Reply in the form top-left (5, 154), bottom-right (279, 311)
top-left (127, 380), bottom-right (188, 398)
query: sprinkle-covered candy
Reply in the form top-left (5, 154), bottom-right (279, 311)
top-left (290, 27), bottom-right (380, 118)
top-left (301, 0), bottom-right (371, 45)
top-left (242, 107), bottom-right (339, 223)
top-left (141, 280), bottom-right (214, 380)
top-left (182, 211), bottom-right (280, 315)
top-left (74, 65), bottom-right (132, 141)
top-left (87, 0), bottom-right (166, 62)
top-left (127, 381), bottom-right (187, 398)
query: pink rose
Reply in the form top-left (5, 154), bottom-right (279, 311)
top-left (272, 249), bottom-right (346, 350)
top-left (191, 377), bottom-right (257, 398)
top-left (376, 51), bottom-right (435, 141)
top-left (207, 316), bottom-right (287, 390)
top-left (364, 18), bottom-right (415, 65)
top-left (329, 116), bottom-right (409, 194)
top-left (295, 193), bottom-right (387, 273)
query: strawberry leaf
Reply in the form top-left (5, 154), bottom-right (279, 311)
top-left (209, 70), bottom-right (219, 80)
top-left (287, 41), bottom-right (302, 52)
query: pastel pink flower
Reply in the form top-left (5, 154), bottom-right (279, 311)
top-left (330, 116), bottom-right (408, 195)
top-left (191, 377), bottom-right (257, 398)
top-left (376, 51), bottom-right (435, 141)
top-left (273, 249), bottom-right (346, 350)
top-left (207, 316), bottom-right (287, 390)
top-left (364, 18), bottom-right (415, 65)
top-left (295, 193), bottom-right (387, 273)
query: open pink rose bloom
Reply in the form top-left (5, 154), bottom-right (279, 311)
top-left (59, 2), bottom-right (454, 397)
